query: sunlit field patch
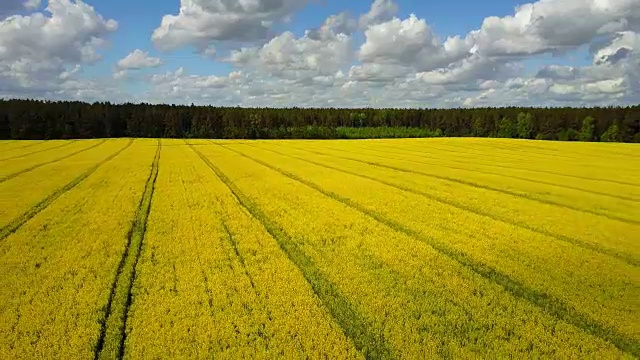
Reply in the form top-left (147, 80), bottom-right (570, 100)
top-left (0, 138), bottom-right (638, 358)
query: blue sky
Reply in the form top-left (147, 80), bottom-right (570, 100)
top-left (92, 0), bottom-right (532, 76)
top-left (0, 0), bottom-right (638, 107)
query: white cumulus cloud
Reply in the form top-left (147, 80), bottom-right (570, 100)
top-left (227, 13), bottom-right (354, 79)
top-left (117, 49), bottom-right (162, 69)
top-left (152, 0), bottom-right (309, 52)
top-left (2, 0), bottom-right (640, 108)
top-left (469, 0), bottom-right (640, 57)
top-left (0, 0), bottom-right (118, 98)
top-left (359, 14), bottom-right (474, 73)
top-left (359, 0), bottom-right (398, 29)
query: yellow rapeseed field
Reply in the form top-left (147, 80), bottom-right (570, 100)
top-left (0, 138), bottom-right (638, 359)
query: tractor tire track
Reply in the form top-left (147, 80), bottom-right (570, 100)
top-left (0, 140), bottom-right (134, 241)
top-left (221, 222), bottom-right (258, 291)
top-left (474, 141), bottom-right (640, 162)
top-left (0, 140), bottom-right (108, 184)
top-left (413, 142), bottom-right (640, 186)
top-left (1, 140), bottom-right (44, 151)
top-left (360, 144), bottom-right (640, 201)
top-left (0, 141), bottom-right (76, 162)
top-left (220, 143), bottom-right (640, 359)
top-left (370, 143), bottom-right (640, 189)
top-left (289, 144), bottom-right (640, 225)
top-left (189, 144), bottom-right (393, 360)
top-left (249, 143), bottom-right (640, 267)
top-left (94, 139), bottom-right (160, 360)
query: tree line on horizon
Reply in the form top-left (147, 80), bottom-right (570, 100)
top-left (1, 99), bottom-right (639, 142)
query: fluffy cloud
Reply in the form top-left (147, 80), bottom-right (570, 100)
top-left (469, 0), bottom-right (640, 57)
top-left (117, 49), bottom-right (162, 70)
top-left (116, 49), bottom-right (162, 78)
top-left (415, 55), bottom-right (519, 86)
top-left (347, 63), bottom-right (412, 83)
top-left (531, 31), bottom-right (640, 103)
top-left (3, 0), bottom-right (640, 108)
top-left (152, 0), bottom-right (308, 52)
top-left (0, 0), bottom-right (117, 64)
top-left (594, 31), bottom-right (640, 65)
top-left (359, 14), bottom-right (474, 73)
top-left (308, 12), bottom-right (357, 39)
top-left (359, 0), bottom-right (398, 29)
top-left (146, 67), bottom-right (300, 106)
top-left (227, 13), bottom-right (354, 79)
top-left (149, 67), bottom-right (242, 94)
top-left (344, 0), bottom-right (640, 107)
top-left (0, 0), bottom-right (118, 99)
top-left (142, 63), bottom-right (461, 108)
top-left (550, 78), bottom-right (626, 96)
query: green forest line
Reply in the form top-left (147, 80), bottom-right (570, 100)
top-left (1, 99), bottom-right (639, 142)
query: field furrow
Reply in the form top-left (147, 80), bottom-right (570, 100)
top-left (0, 140), bottom-right (132, 231)
top-left (0, 139), bottom-right (108, 182)
top-left (0, 139), bottom-right (156, 359)
top-left (96, 139), bottom-right (161, 360)
top-left (378, 139), bottom-right (640, 186)
top-left (265, 141), bottom-right (640, 261)
top-left (253, 142), bottom-right (640, 266)
top-left (0, 140), bottom-right (46, 152)
top-left (192, 143), bottom-right (385, 359)
top-left (193, 142), bottom-right (629, 358)
top-left (451, 138), bottom-right (640, 163)
top-left (0, 140), bottom-right (19, 148)
top-left (357, 142), bottom-right (640, 201)
top-left (291, 142), bottom-right (640, 224)
top-left (0, 141), bottom-right (76, 162)
top-left (123, 141), bottom-right (359, 359)
top-left (0, 140), bottom-right (134, 240)
top-left (228, 142), bottom-right (640, 347)
top-left (0, 138), bottom-right (637, 358)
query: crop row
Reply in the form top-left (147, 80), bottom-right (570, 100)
top-left (0, 140), bottom-right (132, 230)
top-left (191, 142), bottom-right (629, 357)
top-left (266, 140), bottom-right (639, 259)
top-left (0, 140), bottom-right (157, 358)
top-left (0, 138), bottom-right (637, 358)
top-left (221, 142), bottom-right (639, 344)
top-left (123, 142), bottom-right (359, 358)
